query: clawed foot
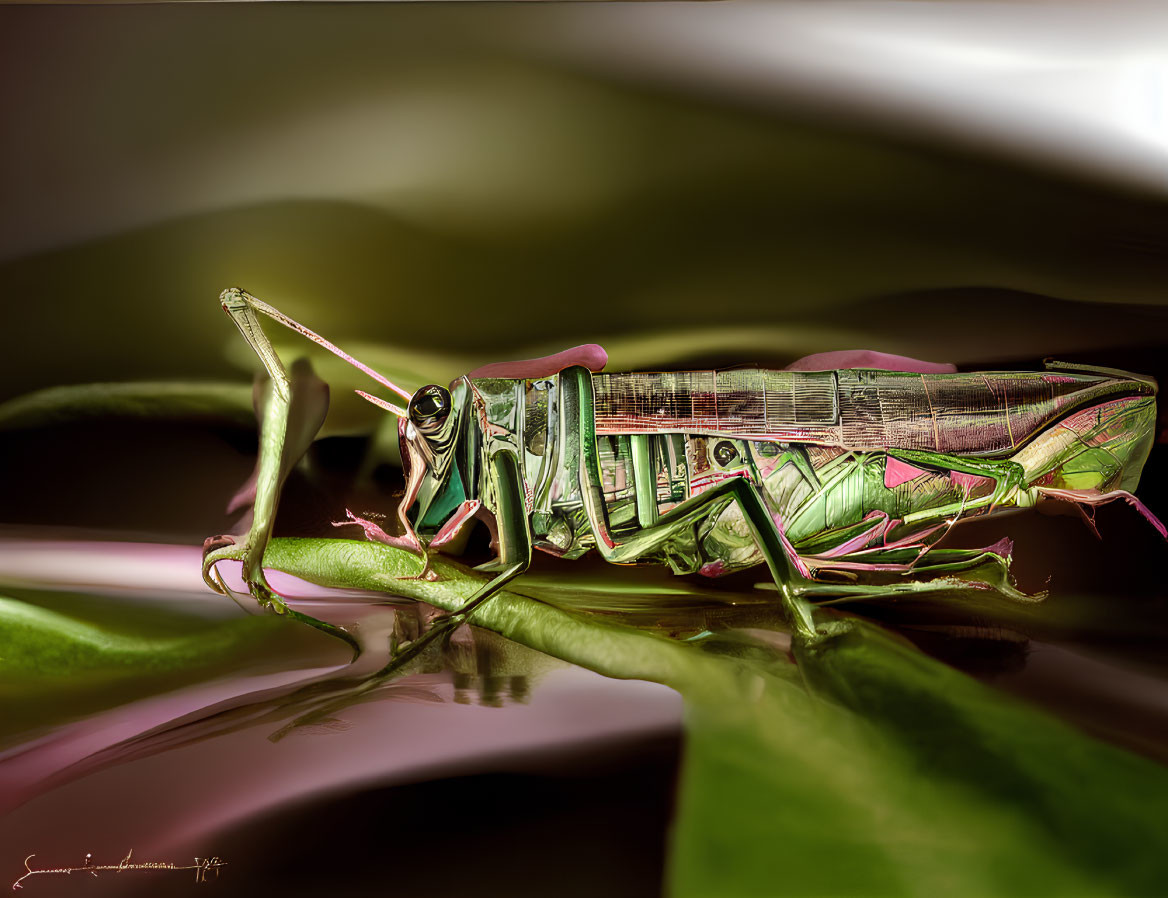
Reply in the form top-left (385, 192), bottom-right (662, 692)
top-left (201, 533), bottom-right (359, 659)
top-left (201, 535), bottom-right (244, 595)
top-left (331, 509), bottom-right (438, 582)
top-left (202, 536), bottom-right (290, 613)
top-left (782, 586), bottom-right (824, 644)
top-left (248, 577), bottom-right (292, 615)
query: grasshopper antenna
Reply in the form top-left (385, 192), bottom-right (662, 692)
top-left (355, 390), bottom-right (407, 416)
top-left (220, 288), bottom-right (411, 416)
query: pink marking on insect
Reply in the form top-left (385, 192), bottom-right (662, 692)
top-left (428, 500), bottom-right (483, 550)
top-left (885, 457), bottom-right (928, 489)
top-left (395, 421), bottom-right (431, 552)
top-left (785, 350), bottom-right (957, 374)
top-left (950, 471), bottom-right (993, 494)
top-left (468, 344), bottom-right (608, 379)
top-left (876, 521), bottom-right (947, 550)
top-left (1059, 407), bottom-right (1102, 433)
top-left (771, 511), bottom-right (814, 579)
top-left (355, 390), bottom-right (408, 418)
top-left (1036, 487), bottom-right (1167, 539)
top-left (812, 558), bottom-right (935, 574)
top-left (332, 509), bottom-right (421, 551)
top-left (818, 511), bottom-right (890, 558)
top-left (689, 472), bottom-right (734, 493)
top-left (1059, 397), bottom-right (1144, 446)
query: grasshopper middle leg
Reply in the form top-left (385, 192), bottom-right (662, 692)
top-left (560, 366), bottom-right (820, 641)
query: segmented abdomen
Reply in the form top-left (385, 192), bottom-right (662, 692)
top-left (592, 369), bottom-right (1154, 456)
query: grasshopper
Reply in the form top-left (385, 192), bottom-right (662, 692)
top-left (202, 288), bottom-right (1163, 655)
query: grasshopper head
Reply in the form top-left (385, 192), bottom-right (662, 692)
top-left (396, 381), bottom-right (468, 543)
top-left (353, 371), bottom-right (470, 550)
top-left (407, 384), bottom-right (454, 436)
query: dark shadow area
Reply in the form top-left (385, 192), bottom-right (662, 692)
top-left (125, 733), bottom-right (680, 898)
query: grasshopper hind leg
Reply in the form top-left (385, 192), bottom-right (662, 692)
top-left (726, 480), bottom-right (820, 639)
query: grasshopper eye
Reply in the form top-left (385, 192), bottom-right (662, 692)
top-left (713, 441), bottom-right (739, 467)
top-left (408, 384), bottom-right (452, 434)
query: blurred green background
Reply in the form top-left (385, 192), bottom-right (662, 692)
top-left (2, 5), bottom-right (1168, 896)
top-left (3, 3), bottom-right (1168, 403)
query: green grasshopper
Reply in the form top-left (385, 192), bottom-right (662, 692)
top-left (202, 288), bottom-right (1163, 655)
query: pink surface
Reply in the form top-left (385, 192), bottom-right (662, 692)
top-left (786, 350), bottom-right (957, 373)
top-left (0, 663), bottom-right (350, 815)
top-left (0, 537), bottom-right (683, 881)
top-left (885, 457), bottom-right (928, 489)
top-left (468, 344), bottom-right (608, 379)
top-left (0, 541), bottom-right (365, 600)
top-left (0, 667), bottom-right (681, 888)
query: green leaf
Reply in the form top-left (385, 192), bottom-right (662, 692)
top-left (672, 623), bottom-right (1168, 897)
top-left (0, 594), bottom-right (281, 678)
top-left (256, 537), bottom-right (1168, 896)
top-left (255, 538), bottom-right (733, 694)
top-left (0, 591), bottom-right (309, 746)
top-left (0, 382), bottom-right (254, 431)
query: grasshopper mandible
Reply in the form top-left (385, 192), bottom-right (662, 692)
top-left (202, 288), bottom-right (1163, 655)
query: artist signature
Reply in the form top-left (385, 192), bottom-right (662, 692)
top-left (12, 850), bottom-right (225, 890)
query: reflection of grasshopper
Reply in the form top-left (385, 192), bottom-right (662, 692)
top-left (203, 288), bottom-right (1163, 652)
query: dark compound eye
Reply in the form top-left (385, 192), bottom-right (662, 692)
top-left (408, 384), bottom-right (451, 432)
top-left (713, 440), bottom-right (739, 467)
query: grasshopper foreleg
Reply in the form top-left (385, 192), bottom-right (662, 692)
top-left (376, 450), bottom-right (533, 677)
top-left (201, 288), bottom-right (360, 657)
